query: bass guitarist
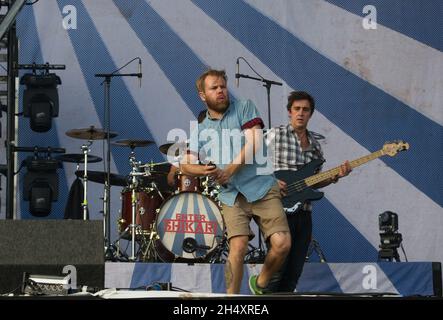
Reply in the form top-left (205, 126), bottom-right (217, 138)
top-left (267, 91), bottom-right (352, 293)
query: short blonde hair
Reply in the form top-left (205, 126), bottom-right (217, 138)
top-left (196, 69), bottom-right (227, 93)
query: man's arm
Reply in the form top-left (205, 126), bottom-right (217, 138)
top-left (313, 160), bottom-right (352, 189)
top-left (180, 153), bottom-right (218, 177)
top-left (214, 124), bottom-right (263, 185)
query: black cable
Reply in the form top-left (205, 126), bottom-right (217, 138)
top-left (99, 57), bottom-right (141, 86)
top-left (237, 56), bottom-right (265, 80)
top-left (400, 243), bottom-right (408, 262)
top-left (25, 0), bottom-right (39, 5)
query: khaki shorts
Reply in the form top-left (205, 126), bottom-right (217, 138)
top-left (222, 184), bottom-right (289, 241)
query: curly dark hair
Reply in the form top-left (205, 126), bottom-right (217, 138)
top-left (286, 91), bottom-right (315, 115)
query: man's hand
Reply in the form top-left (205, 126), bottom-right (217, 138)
top-left (202, 163), bottom-right (218, 176)
top-left (277, 179), bottom-right (287, 197)
top-left (332, 160), bottom-right (352, 183)
top-left (213, 168), bottom-right (232, 185)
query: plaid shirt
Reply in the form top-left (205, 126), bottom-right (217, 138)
top-left (267, 124), bottom-right (325, 212)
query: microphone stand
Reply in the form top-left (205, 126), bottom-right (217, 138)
top-left (94, 70), bottom-right (140, 256)
top-left (236, 62), bottom-right (282, 262)
top-left (235, 73), bottom-right (282, 127)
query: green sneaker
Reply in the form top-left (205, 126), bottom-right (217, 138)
top-left (248, 274), bottom-right (264, 295)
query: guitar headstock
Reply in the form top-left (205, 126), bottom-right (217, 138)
top-left (382, 141), bottom-right (410, 157)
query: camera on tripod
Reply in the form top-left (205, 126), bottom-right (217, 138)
top-left (378, 211), bottom-right (403, 262)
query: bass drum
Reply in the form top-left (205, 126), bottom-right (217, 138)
top-left (155, 192), bottom-right (224, 262)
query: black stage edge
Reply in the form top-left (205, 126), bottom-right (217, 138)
top-left (0, 220), bottom-right (104, 294)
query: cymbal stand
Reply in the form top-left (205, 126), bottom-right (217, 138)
top-left (128, 149), bottom-right (142, 261)
top-left (81, 140), bottom-right (93, 220)
top-left (139, 225), bottom-right (160, 262)
top-left (94, 57), bottom-right (141, 253)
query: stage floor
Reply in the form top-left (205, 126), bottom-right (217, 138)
top-left (104, 262), bottom-right (440, 297)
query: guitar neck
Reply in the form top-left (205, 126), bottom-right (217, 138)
top-left (305, 149), bottom-right (384, 187)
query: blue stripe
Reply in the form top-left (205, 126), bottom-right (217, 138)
top-left (210, 264), bottom-right (227, 293)
top-left (112, 0), bottom-right (207, 118)
top-left (56, 0), bottom-right (162, 174)
top-left (157, 193), bottom-right (181, 239)
top-left (325, 0), bottom-right (443, 52)
top-left (297, 263), bottom-right (343, 293)
top-left (313, 200), bottom-right (379, 262)
top-left (192, 0), bottom-right (443, 206)
top-left (201, 194), bottom-right (223, 237)
top-left (193, 193), bottom-right (206, 257)
top-left (17, 7), bottom-right (69, 219)
top-left (130, 262), bottom-right (172, 288)
top-left (378, 262), bottom-right (434, 297)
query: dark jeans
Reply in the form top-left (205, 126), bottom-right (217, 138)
top-left (267, 210), bottom-right (312, 292)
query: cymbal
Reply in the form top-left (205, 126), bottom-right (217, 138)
top-left (158, 142), bottom-right (188, 156)
top-left (112, 139), bottom-right (154, 148)
top-left (75, 170), bottom-right (127, 187)
top-left (66, 126), bottom-right (118, 140)
top-left (56, 153), bottom-right (103, 164)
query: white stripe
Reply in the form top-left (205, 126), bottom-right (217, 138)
top-left (104, 262), bottom-right (136, 289)
top-left (83, 0), bottom-right (196, 149)
top-left (31, 3), bottom-right (122, 228)
top-left (171, 263), bottom-right (212, 293)
top-left (151, 0), bottom-right (443, 263)
top-left (310, 111), bottom-right (443, 262)
top-left (245, 0), bottom-right (443, 125)
top-left (329, 263), bottom-right (400, 295)
top-left (149, 0), bottom-right (292, 129)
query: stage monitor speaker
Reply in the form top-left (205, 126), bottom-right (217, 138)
top-left (0, 220), bottom-right (104, 294)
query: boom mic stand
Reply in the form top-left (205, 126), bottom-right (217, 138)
top-left (94, 57), bottom-right (142, 254)
top-left (235, 57), bottom-right (282, 262)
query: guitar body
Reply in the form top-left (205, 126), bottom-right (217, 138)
top-left (274, 159), bottom-right (325, 214)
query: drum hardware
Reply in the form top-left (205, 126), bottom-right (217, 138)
top-left (138, 227), bottom-right (161, 262)
top-left (66, 127), bottom-right (115, 221)
top-left (208, 235), bottom-right (229, 264)
top-left (111, 139), bottom-right (154, 149)
top-left (75, 170), bottom-right (127, 186)
top-left (55, 153), bottom-right (103, 164)
top-left (56, 152), bottom-right (104, 220)
top-left (65, 126), bottom-right (118, 140)
top-left (158, 141), bottom-right (189, 157)
top-left (124, 145), bottom-right (167, 261)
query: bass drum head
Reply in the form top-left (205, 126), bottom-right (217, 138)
top-left (155, 192), bottom-right (224, 262)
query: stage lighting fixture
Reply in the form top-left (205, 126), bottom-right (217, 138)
top-left (23, 156), bottom-right (60, 217)
top-left (21, 272), bottom-right (70, 296)
top-left (378, 211), bottom-right (403, 262)
top-left (20, 72), bottom-right (61, 132)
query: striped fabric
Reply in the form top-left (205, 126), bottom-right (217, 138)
top-left (0, 0), bottom-right (440, 264)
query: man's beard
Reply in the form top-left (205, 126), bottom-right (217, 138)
top-left (206, 96), bottom-right (230, 114)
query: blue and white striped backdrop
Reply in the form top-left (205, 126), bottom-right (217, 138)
top-left (0, 0), bottom-right (441, 264)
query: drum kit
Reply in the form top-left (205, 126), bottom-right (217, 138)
top-left (60, 126), bottom-right (227, 263)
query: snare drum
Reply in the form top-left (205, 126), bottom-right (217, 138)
top-left (175, 172), bottom-right (202, 192)
top-left (119, 188), bottom-right (163, 238)
top-left (155, 191), bottom-right (224, 262)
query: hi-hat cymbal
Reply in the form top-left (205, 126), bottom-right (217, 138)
top-left (66, 126), bottom-right (118, 140)
top-left (75, 170), bottom-right (127, 186)
top-left (159, 142), bottom-right (189, 156)
top-left (56, 153), bottom-right (102, 164)
top-left (112, 139), bottom-right (154, 148)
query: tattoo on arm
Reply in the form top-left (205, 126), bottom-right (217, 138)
top-left (225, 260), bottom-right (233, 289)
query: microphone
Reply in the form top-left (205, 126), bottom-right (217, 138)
top-left (235, 58), bottom-right (240, 87)
top-left (138, 58), bottom-right (142, 88)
